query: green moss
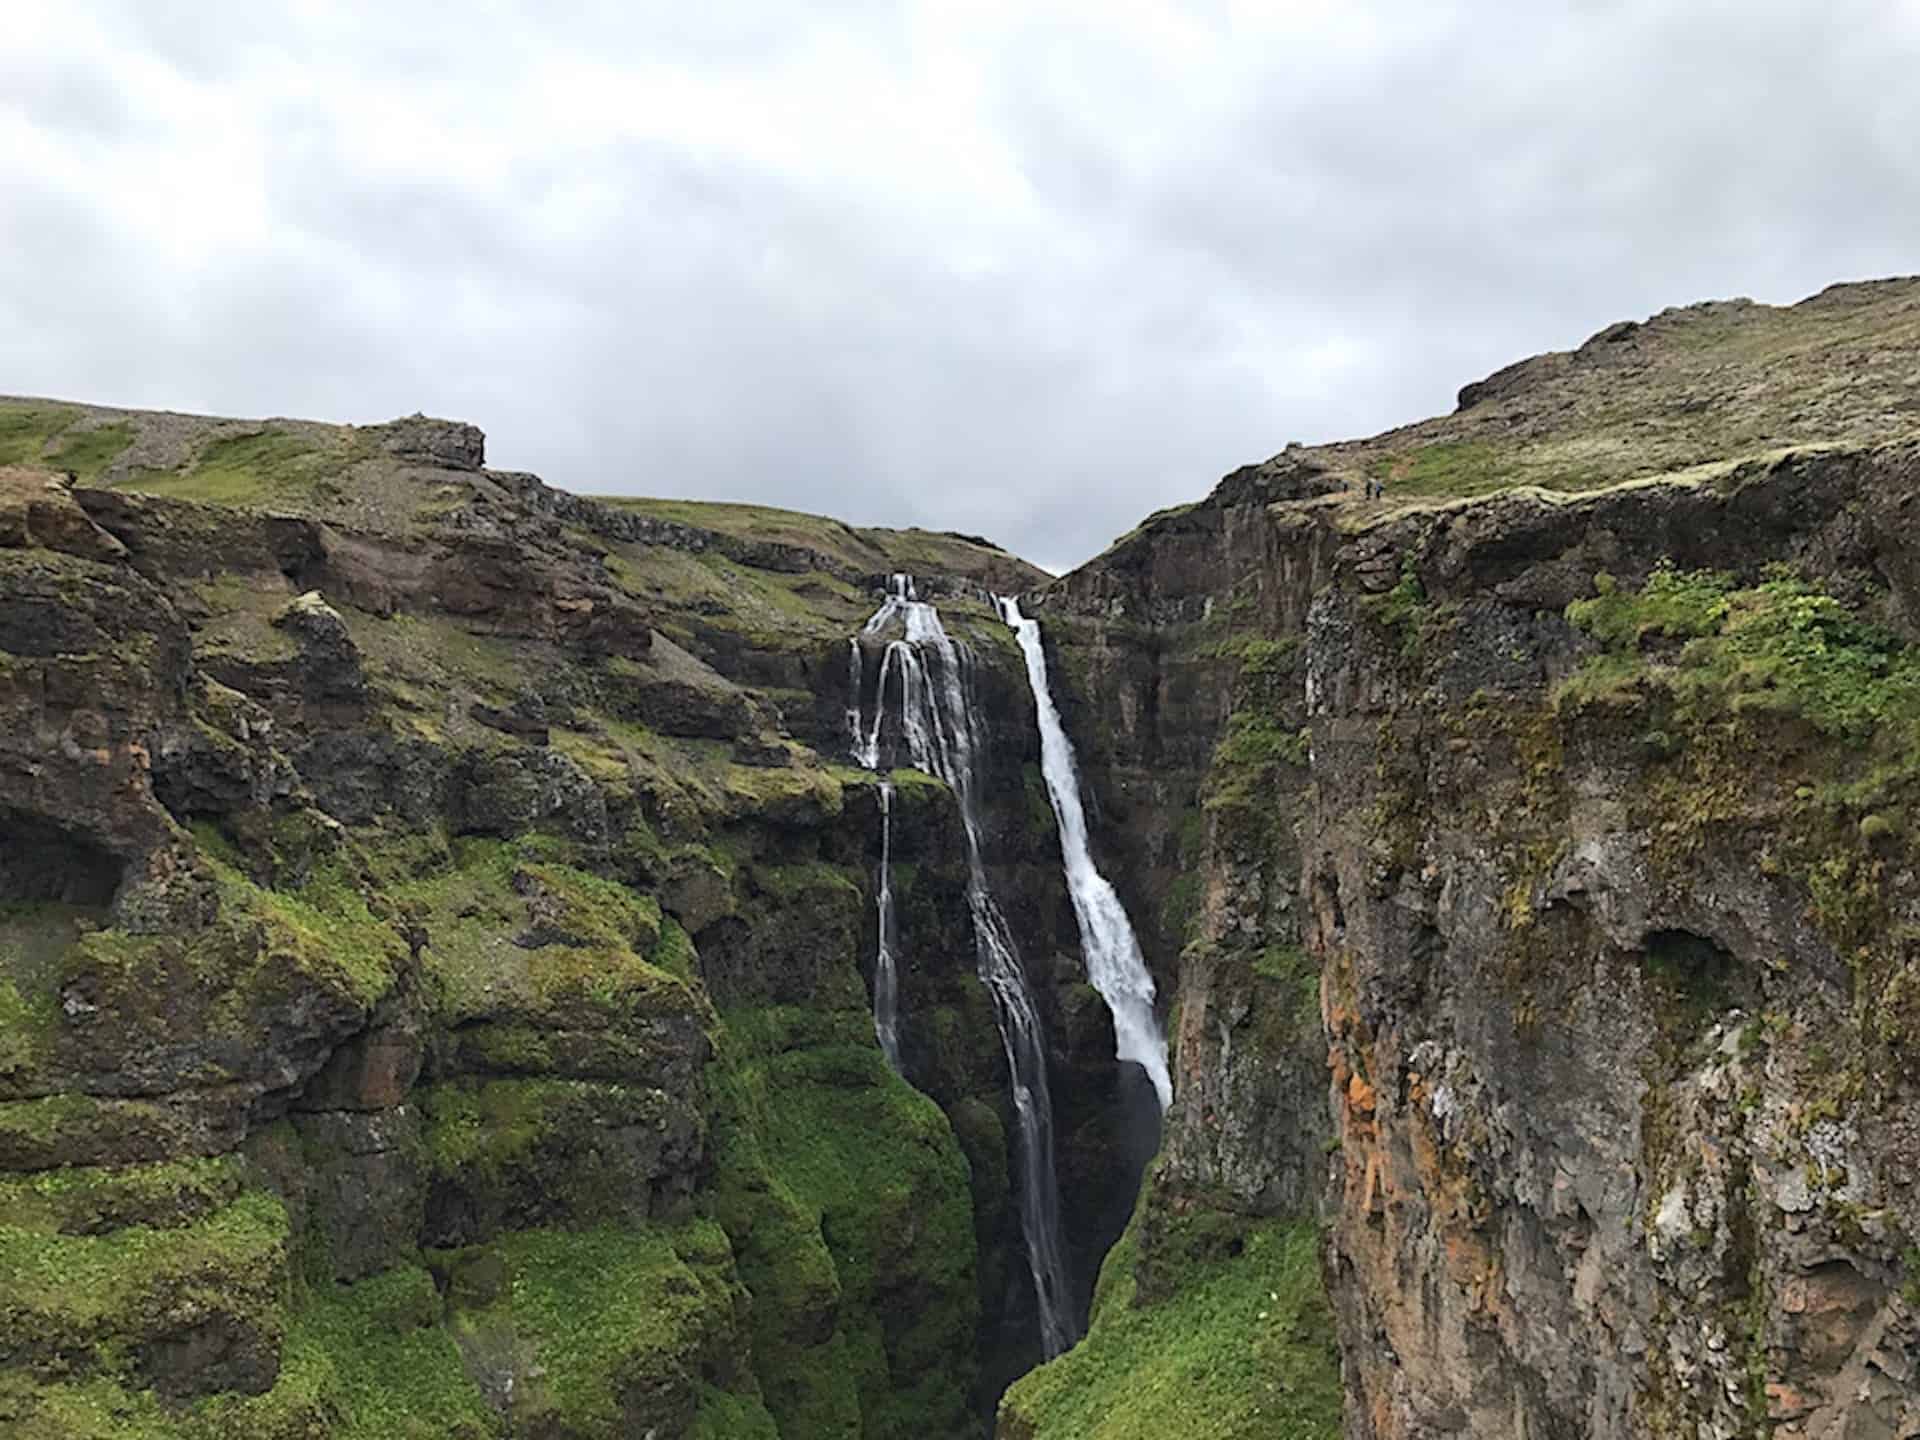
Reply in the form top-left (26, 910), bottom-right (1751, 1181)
top-left (0, 1157), bottom-right (247, 1236)
top-left (466, 1221), bottom-right (756, 1437)
top-left (386, 837), bottom-right (699, 1029)
top-left (1212, 713), bottom-right (1309, 781)
top-left (256, 1265), bottom-right (492, 1440)
top-left (648, 916), bottom-right (698, 979)
top-left (1567, 565), bottom-right (1731, 647)
top-left (721, 763), bottom-right (846, 817)
top-left (0, 976), bottom-right (58, 1082)
top-left (1565, 566), bottom-right (1920, 741)
top-left (523, 861), bottom-right (662, 951)
top-left (0, 1094), bottom-right (188, 1171)
top-left (1359, 555), bottom-right (1441, 659)
top-left (1000, 1210), bottom-right (1339, 1440)
top-left (1022, 762), bottom-right (1058, 840)
top-left (1161, 873), bottom-right (1201, 949)
top-left (1204, 635), bottom-right (1311, 828)
top-left (219, 857), bottom-right (403, 1010)
top-left (704, 1032), bottom-right (977, 1440)
top-left (0, 1188), bottom-right (289, 1382)
top-left (1366, 439), bottom-right (1512, 497)
top-left (0, 1258), bottom-right (489, 1438)
top-left (750, 859), bottom-right (861, 904)
top-left (418, 1077), bottom-right (681, 1227)
top-left (691, 1383), bottom-right (782, 1439)
top-left (51, 859), bottom-right (401, 1089)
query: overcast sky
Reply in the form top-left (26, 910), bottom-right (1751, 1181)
top-left (5, 2), bottom-right (1917, 571)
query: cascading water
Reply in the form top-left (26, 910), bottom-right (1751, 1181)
top-left (999, 597), bottom-right (1173, 1112)
top-left (871, 778), bottom-right (902, 1070)
top-left (850, 574), bottom-right (1081, 1358)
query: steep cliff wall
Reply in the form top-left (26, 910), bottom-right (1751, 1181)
top-left (1312, 442), bottom-right (1920, 1440)
top-left (1003, 278), bottom-right (1920, 1440)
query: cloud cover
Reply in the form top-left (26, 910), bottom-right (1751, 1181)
top-left (4, 1), bottom-right (1917, 571)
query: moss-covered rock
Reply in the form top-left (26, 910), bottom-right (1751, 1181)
top-left (0, 1185), bottom-right (291, 1399)
top-left (707, 1031), bottom-right (980, 1440)
top-left (997, 1198), bottom-right (1338, 1440)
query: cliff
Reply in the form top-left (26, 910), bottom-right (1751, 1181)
top-left (6, 275), bottom-right (1920, 1440)
top-left (1002, 276), bottom-right (1920, 1440)
top-left (0, 399), bottom-right (1146, 1438)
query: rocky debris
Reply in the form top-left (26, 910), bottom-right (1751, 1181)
top-left (0, 465), bottom-right (128, 560)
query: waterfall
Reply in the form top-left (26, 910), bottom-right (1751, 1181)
top-left (872, 779), bottom-right (902, 1070)
top-left (999, 597), bottom-right (1173, 1113)
top-left (851, 576), bottom-right (1081, 1358)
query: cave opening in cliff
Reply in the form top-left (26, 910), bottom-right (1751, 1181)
top-left (1637, 928), bottom-right (1742, 1036)
top-left (0, 810), bottom-right (122, 909)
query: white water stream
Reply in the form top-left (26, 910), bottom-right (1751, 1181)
top-left (1000, 597), bottom-right (1173, 1112)
top-left (848, 574), bottom-right (1081, 1357)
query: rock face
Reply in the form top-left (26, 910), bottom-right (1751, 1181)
top-left (1003, 279), bottom-right (1920, 1439)
top-left (0, 399), bottom-right (1094, 1438)
top-left (1306, 447), bottom-right (1920, 1440)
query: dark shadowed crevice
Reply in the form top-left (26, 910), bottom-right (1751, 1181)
top-left (0, 810), bottom-right (124, 907)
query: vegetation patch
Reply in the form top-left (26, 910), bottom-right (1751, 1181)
top-left (265, 1264), bottom-right (491, 1440)
top-left (1563, 564), bottom-right (1920, 739)
top-left (0, 1157), bottom-right (247, 1236)
top-left (49, 423), bottom-right (135, 481)
top-left (476, 1221), bottom-right (769, 1438)
top-left (1359, 555), bottom-right (1446, 660)
top-left (0, 1187), bottom-right (289, 1384)
top-left (1366, 440), bottom-right (1512, 498)
top-left (0, 402), bottom-right (81, 468)
top-left (385, 836), bottom-right (697, 1028)
top-left (999, 1206), bottom-right (1339, 1440)
top-left (121, 430), bottom-right (357, 509)
top-left (705, 1033), bottom-right (977, 1440)
top-left (1560, 563), bottom-right (1920, 1075)
top-left (1205, 633), bottom-right (1309, 829)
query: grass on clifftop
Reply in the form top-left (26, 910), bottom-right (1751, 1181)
top-left (0, 402), bottom-right (134, 481)
top-left (999, 1209), bottom-right (1339, 1440)
top-left (604, 495), bottom-right (1038, 585)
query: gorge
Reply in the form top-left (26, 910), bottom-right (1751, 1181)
top-left (4, 276), bottom-right (1920, 1440)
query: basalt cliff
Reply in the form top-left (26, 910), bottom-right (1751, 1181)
top-left (4, 277), bottom-right (1920, 1440)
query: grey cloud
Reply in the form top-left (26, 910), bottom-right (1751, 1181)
top-left (3, 0), bottom-right (1918, 570)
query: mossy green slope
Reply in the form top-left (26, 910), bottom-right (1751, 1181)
top-left (707, 1012), bottom-right (980, 1440)
top-left (998, 1197), bottom-right (1339, 1440)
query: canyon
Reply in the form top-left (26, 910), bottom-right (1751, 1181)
top-left (3, 276), bottom-right (1920, 1439)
